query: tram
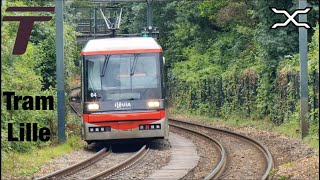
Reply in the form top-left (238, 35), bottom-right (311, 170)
top-left (80, 37), bottom-right (169, 144)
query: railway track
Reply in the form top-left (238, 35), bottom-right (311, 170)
top-left (69, 102), bottom-right (81, 117)
top-left (36, 145), bottom-right (149, 180)
top-left (169, 118), bottom-right (274, 180)
top-left (170, 123), bottom-right (227, 180)
top-left (87, 145), bottom-right (149, 180)
top-left (35, 147), bottom-right (110, 180)
top-left (68, 87), bottom-right (273, 179)
top-left (69, 86), bottom-right (81, 117)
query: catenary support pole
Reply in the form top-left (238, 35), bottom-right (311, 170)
top-left (299, 0), bottom-right (309, 138)
top-left (56, 0), bottom-right (66, 143)
top-left (94, 6), bottom-right (97, 39)
top-left (147, 0), bottom-right (153, 28)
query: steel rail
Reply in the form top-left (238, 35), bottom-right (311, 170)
top-left (170, 123), bottom-right (227, 180)
top-left (35, 147), bottom-right (110, 180)
top-left (87, 145), bottom-right (149, 180)
top-left (169, 118), bottom-right (274, 180)
top-left (69, 86), bottom-right (82, 117)
top-left (70, 102), bottom-right (82, 117)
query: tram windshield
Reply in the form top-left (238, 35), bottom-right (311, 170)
top-left (85, 53), bottom-right (162, 101)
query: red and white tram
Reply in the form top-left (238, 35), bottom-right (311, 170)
top-left (80, 37), bottom-right (169, 144)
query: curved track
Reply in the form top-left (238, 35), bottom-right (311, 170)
top-left (35, 147), bottom-right (110, 180)
top-left (69, 102), bottom-right (81, 117)
top-left (170, 123), bottom-right (227, 180)
top-left (69, 86), bottom-right (82, 117)
top-left (169, 118), bottom-right (274, 180)
top-left (67, 87), bottom-right (273, 179)
top-left (87, 145), bottom-right (149, 180)
top-left (36, 145), bottom-right (149, 180)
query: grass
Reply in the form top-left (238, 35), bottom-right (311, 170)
top-left (1, 136), bottom-right (85, 179)
top-left (304, 135), bottom-right (319, 150)
top-left (170, 109), bottom-right (319, 152)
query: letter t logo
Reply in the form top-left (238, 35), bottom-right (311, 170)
top-left (2, 7), bottom-right (55, 55)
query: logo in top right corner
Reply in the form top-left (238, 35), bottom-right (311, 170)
top-left (270, 7), bottom-right (312, 29)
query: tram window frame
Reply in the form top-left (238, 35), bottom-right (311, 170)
top-left (82, 53), bottom-right (164, 102)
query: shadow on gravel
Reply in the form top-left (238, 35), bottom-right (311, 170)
top-left (111, 143), bottom-right (145, 153)
top-left (86, 139), bottom-right (171, 152)
top-left (148, 139), bottom-right (171, 150)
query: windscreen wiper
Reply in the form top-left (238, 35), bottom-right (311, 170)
top-left (130, 54), bottom-right (139, 76)
top-left (101, 55), bottom-right (110, 77)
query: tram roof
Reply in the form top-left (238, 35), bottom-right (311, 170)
top-left (80, 37), bottom-right (163, 55)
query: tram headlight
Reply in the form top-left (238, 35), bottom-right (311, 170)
top-left (88, 103), bottom-right (100, 110)
top-left (147, 100), bottom-right (160, 108)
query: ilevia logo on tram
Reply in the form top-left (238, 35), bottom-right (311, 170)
top-left (80, 37), bottom-right (169, 144)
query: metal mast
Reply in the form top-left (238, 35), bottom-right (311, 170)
top-left (56, 0), bottom-right (66, 143)
top-left (147, 0), bottom-right (153, 29)
top-left (299, 0), bottom-right (309, 138)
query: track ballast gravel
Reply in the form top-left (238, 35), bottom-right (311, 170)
top-left (170, 127), bottom-right (220, 180)
top-left (171, 121), bottom-right (267, 180)
top-left (109, 139), bottom-right (171, 180)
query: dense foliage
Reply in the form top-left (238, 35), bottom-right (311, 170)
top-left (151, 0), bottom-right (319, 135)
top-left (115, 0), bottom-right (319, 136)
top-left (1, 1), bottom-right (79, 153)
top-left (72, 0), bottom-right (318, 139)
